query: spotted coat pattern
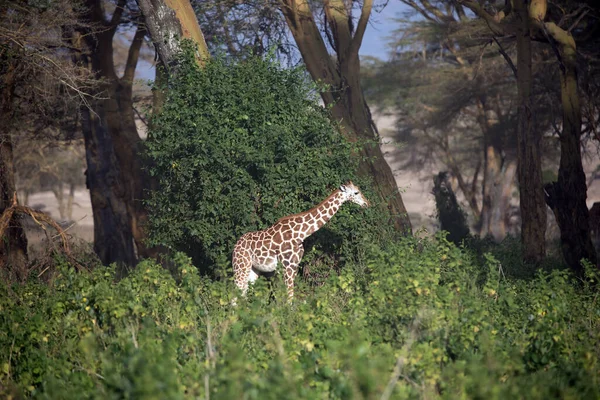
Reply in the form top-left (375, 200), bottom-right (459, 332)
top-left (232, 182), bottom-right (369, 302)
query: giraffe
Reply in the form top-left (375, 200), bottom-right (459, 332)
top-left (232, 182), bottom-right (369, 303)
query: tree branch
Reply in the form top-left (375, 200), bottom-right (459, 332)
top-left (401, 0), bottom-right (439, 23)
top-left (421, 0), bottom-right (454, 22)
top-left (457, 0), bottom-right (508, 36)
top-left (324, 0), bottom-right (353, 61)
top-left (122, 22), bottom-right (146, 83)
top-left (493, 36), bottom-right (517, 78)
top-left (278, 0), bottom-right (341, 92)
top-left (323, 11), bottom-right (338, 53)
top-left (568, 9), bottom-right (589, 33)
top-left (349, 0), bottom-right (373, 57)
top-left (110, 0), bottom-right (127, 30)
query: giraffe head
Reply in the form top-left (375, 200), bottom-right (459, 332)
top-left (340, 181), bottom-right (370, 208)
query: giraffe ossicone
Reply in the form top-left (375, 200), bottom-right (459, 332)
top-left (232, 181), bottom-right (369, 304)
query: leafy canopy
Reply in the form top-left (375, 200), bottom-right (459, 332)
top-left (145, 46), bottom-right (390, 270)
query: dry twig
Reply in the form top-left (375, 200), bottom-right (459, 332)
top-left (0, 192), bottom-right (88, 272)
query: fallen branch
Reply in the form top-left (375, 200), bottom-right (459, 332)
top-left (0, 192), bottom-right (87, 272)
top-left (0, 192), bottom-right (69, 253)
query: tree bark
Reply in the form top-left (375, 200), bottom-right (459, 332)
top-left (72, 28), bottom-right (138, 269)
top-left (87, 23), bottom-right (159, 261)
top-left (459, 0), bottom-right (595, 265)
top-left (541, 22), bottom-right (597, 274)
top-left (279, 0), bottom-right (412, 233)
top-left (75, 2), bottom-right (163, 267)
top-left (515, 0), bottom-right (546, 263)
top-left (81, 101), bottom-right (137, 269)
top-left (67, 183), bottom-right (75, 221)
top-left (0, 63), bottom-right (28, 280)
top-left (52, 182), bottom-right (65, 220)
top-left (490, 161), bottom-right (517, 239)
top-left (135, 0), bottom-right (209, 74)
top-left (476, 96), bottom-right (516, 241)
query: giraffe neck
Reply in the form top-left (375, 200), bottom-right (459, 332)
top-left (294, 189), bottom-right (346, 241)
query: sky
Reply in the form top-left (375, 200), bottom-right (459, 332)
top-left (359, 1), bottom-right (407, 59)
top-left (134, 2), bottom-right (408, 81)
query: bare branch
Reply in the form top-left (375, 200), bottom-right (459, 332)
top-left (568, 8), bottom-right (589, 33)
top-left (133, 106), bottom-right (148, 127)
top-left (349, 0), bottom-right (373, 58)
top-left (457, 0), bottom-right (508, 36)
top-left (493, 36), bottom-right (517, 78)
top-left (421, 0), bottom-right (455, 22)
top-left (401, 0), bottom-right (440, 23)
top-left (110, 0), bottom-right (127, 29)
top-left (122, 22), bottom-right (147, 83)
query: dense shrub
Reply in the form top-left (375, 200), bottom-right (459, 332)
top-left (2, 239), bottom-right (599, 399)
top-left (145, 48), bottom-right (392, 272)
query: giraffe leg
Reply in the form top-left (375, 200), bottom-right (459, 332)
top-left (283, 260), bottom-right (298, 302)
top-left (282, 245), bottom-right (303, 303)
top-left (233, 261), bottom-right (251, 294)
top-left (232, 244), bottom-right (253, 306)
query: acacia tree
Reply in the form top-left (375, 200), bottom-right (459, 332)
top-left (446, 0), bottom-right (544, 262)
top-left (533, 2), bottom-right (598, 272)
top-left (71, 0), bottom-right (175, 269)
top-left (277, 0), bottom-right (411, 233)
top-left (363, 3), bottom-right (530, 241)
top-left (194, 0), bottom-right (292, 59)
top-left (459, 0), bottom-right (598, 269)
top-left (136, 0), bottom-right (209, 74)
top-left (1, 0), bottom-right (95, 278)
top-left (74, 1), bottom-right (143, 267)
top-left (142, 0), bottom-right (411, 233)
top-left (0, 57), bottom-right (27, 276)
top-left (134, 0), bottom-right (209, 132)
top-left (514, 0), bottom-right (547, 263)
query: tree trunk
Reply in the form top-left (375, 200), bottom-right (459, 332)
top-left (335, 58), bottom-right (412, 233)
top-left (67, 183), bottom-right (75, 222)
top-left (77, 3), bottom-right (164, 265)
top-left (151, 59), bottom-right (168, 121)
top-left (542, 22), bottom-right (597, 274)
top-left (279, 0), bottom-right (412, 233)
top-left (477, 96), bottom-right (501, 237)
top-left (87, 24), bottom-right (158, 260)
top-left (515, 0), bottom-right (546, 263)
top-left (135, 0), bottom-right (209, 74)
top-left (0, 63), bottom-right (28, 280)
top-left (489, 161), bottom-right (517, 240)
top-left (81, 101), bottom-right (137, 270)
top-left (72, 28), bottom-right (138, 269)
top-left (480, 150), bottom-right (517, 241)
top-left (476, 96), bottom-right (517, 241)
top-left (53, 182), bottom-right (65, 220)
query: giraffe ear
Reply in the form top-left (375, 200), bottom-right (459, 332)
top-left (340, 184), bottom-right (347, 192)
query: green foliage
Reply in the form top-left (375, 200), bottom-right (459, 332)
top-left (2, 239), bottom-right (600, 399)
top-left (145, 47), bottom-right (390, 272)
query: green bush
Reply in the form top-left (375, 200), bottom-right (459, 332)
top-left (145, 47), bottom-right (391, 272)
top-left (2, 239), bottom-right (599, 399)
